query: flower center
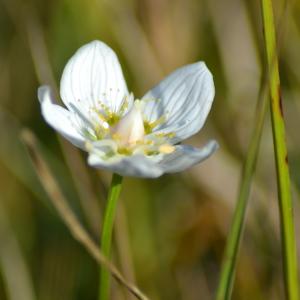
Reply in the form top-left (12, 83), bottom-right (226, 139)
top-left (83, 95), bottom-right (176, 158)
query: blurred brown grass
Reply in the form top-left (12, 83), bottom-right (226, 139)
top-left (0, 0), bottom-right (299, 299)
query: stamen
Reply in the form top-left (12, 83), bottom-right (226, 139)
top-left (159, 144), bottom-right (175, 154)
top-left (154, 132), bottom-right (176, 139)
top-left (94, 124), bottom-right (109, 139)
top-left (80, 93), bottom-right (177, 158)
top-left (144, 115), bottom-right (166, 134)
top-left (85, 139), bottom-right (118, 159)
top-left (117, 147), bottom-right (133, 155)
top-left (82, 128), bottom-right (97, 141)
top-left (141, 97), bottom-right (161, 104)
top-left (144, 149), bottom-right (160, 156)
top-left (119, 93), bottom-right (133, 116)
top-left (99, 103), bottom-right (112, 117)
top-left (112, 133), bottom-right (121, 141)
top-left (92, 103), bottom-right (120, 127)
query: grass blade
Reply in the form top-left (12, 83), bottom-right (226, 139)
top-left (215, 83), bottom-right (268, 300)
top-left (261, 0), bottom-right (299, 299)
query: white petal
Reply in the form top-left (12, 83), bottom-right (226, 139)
top-left (88, 154), bottom-right (163, 178)
top-left (159, 140), bottom-right (218, 173)
top-left (142, 62), bottom-right (215, 143)
top-left (60, 40), bottom-right (129, 115)
top-left (38, 86), bottom-right (85, 148)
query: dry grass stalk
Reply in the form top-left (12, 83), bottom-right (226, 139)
top-left (20, 129), bottom-right (149, 300)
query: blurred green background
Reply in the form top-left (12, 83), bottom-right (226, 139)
top-left (0, 0), bottom-right (300, 299)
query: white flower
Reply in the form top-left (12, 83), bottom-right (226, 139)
top-left (39, 40), bottom-right (218, 178)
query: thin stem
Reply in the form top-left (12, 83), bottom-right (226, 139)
top-left (99, 173), bottom-right (123, 300)
top-left (21, 129), bottom-right (148, 300)
top-left (215, 85), bottom-right (268, 299)
top-left (261, 0), bottom-right (299, 299)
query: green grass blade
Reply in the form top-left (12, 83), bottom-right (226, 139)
top-left (99, 173), bottom-right (123, 300)
top-left (261, 0), bottom-right (299, 299)
top-left (215, 84), bottom-right (268, 300)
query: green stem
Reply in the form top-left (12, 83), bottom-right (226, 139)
top-left (216, 84), bottom-right (268, 299)
top-left (99, 173), bottom-right (123, 300)
top-left (261, 0), bottom-right (299, 299)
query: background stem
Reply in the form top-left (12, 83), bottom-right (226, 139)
top-left (99, 173), bottom-right (123, 300)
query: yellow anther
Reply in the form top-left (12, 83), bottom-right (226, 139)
top-left (112, 133), bottom-right (121, 141)
top-left (144, 149), bottom-right (159, 156)
top-left (144, 139), bottom-right (154, 145)
top-left (117, 147), bottom-right (132, 156)
top-left (106, 113), bottom-right (120, 126)
top-left (159, 144), bottom-right (175, 154)
top-left (144, 121), bottom-right (152, 134)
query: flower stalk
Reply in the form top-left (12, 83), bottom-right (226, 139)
top-left (99, 173), bottom-right (123, 300)
top-left (261, 0), bottom-right (299, 299)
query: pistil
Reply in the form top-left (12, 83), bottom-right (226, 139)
top-left (111, 100), bottom-right (145, 146)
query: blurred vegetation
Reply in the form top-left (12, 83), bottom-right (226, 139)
top-left (0, 0), bottom-right (300, 299)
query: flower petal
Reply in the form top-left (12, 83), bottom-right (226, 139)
top-left (38, 85), bottom-right (85, 148)
top-left (159, 140), bottom-right (218, 173)
top-left (60, 40), bottom-right (129, 115)
top-left (88, 153), bottom-right (163, 178)
top-left (142, 62), bottom-right (214, 143)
